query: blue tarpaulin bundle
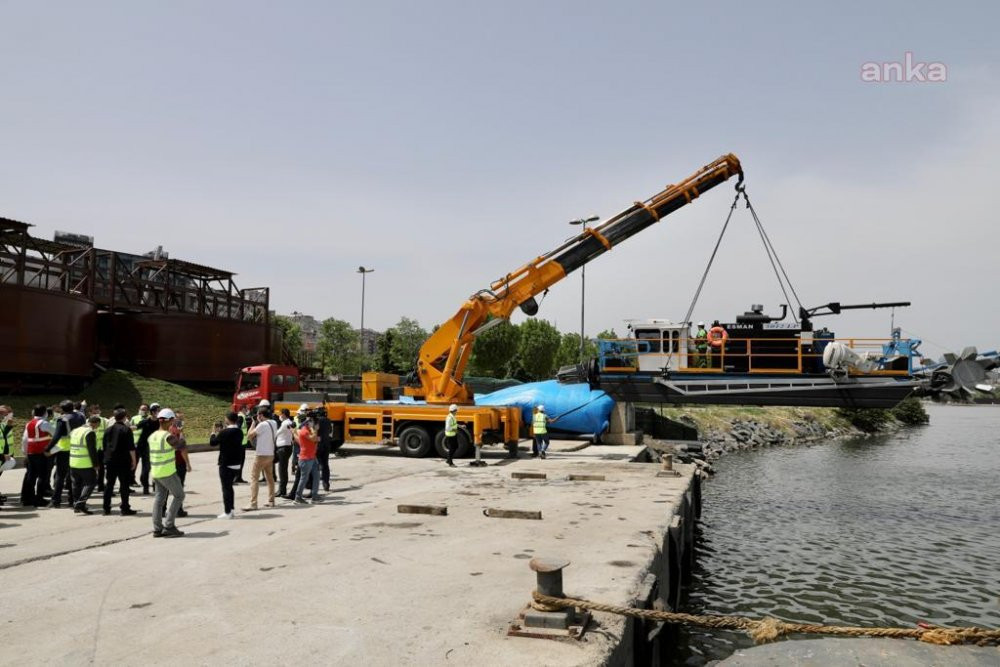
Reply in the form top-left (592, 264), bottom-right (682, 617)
top-left (475, 379), bottom-right (614, 437)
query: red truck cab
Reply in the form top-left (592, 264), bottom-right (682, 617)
top-left (233, 364), bottom-right (301, 412)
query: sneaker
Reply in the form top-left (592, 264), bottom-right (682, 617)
top-left (176, 509), bottom-right (189, 518)
top-left (447, 461), bottom-right (456, 467)
top-left (243, 505), bottom-right (258, 512)
top-left (47, 501), bottom-right (61, 509)
top-left (293, 497), bottom-right (307, 505)
top-left (265, 501), bottom-right (275, 508)
top-left (153, 530), bottom-right (164, 538)
top-left (217, 511), bottom-right (235, 520)
top-left (310, 496), bottom-right (323, 504)
top-left (121, 508), bottom-right (138, 516)
top-left (323, 485), bottom-right (330, 492)
top-left (540, 451), bottom-right (546, 459)
top-left (161, 526), bottom-right (184, 538)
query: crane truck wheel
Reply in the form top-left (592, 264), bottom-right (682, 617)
top-left (398, 425), bottom-right (433, 458)
top-left (434, 428), bottom-right (472, 459)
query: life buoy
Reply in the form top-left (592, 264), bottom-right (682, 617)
top-left (707, 326), bottom-right (728, 348)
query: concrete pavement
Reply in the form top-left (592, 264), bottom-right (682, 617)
top-left (0, 441), bottom-right (692, 666)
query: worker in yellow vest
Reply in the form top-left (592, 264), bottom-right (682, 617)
top-left (443, 404), bottom-right (459, 467)
top-left (89, 404), bottom-right (108, 493)
top-left (68, 415), bottom-right (102, 514)
top-left (531, 404), bottom-right (558, 460)
top-left (149, 408), bottom-right (187, 538)
top-left (49, 400), bottom-right (84, 508)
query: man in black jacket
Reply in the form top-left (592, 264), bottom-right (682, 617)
top-left (102, 408), bottom-right (138, 516)
top-left (135, 403), bottom-right (161, 495)
top-left (210, 412), bottom-right (243, 519)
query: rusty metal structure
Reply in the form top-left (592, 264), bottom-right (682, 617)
top-left (1, 217), bottom-right (282, 390)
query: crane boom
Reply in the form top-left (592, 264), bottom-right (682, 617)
top-left (412, 154), bottom-right (744, 404)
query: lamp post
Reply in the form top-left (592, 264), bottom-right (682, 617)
top-left (357, 266), bottom-right (374, 372)
top-left (568, 215), bottom-right (600, 362)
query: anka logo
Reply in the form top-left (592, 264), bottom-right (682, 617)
top-left (861, 52), bottom-right (947, 83)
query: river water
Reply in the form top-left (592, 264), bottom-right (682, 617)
top-left (670, 404), bottom-right (1000, 664)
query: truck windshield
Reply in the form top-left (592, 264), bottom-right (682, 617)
top-left (239, 372), bottom-right (262, 391)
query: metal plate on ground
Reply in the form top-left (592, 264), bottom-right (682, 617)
top-left (507, 606), bottom-right (592, 641)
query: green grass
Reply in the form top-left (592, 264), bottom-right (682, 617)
top-left (1, 370), bottom-right (231, 456)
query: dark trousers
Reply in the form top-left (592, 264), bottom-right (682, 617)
top-left (51, 451), bottom-right (74, 505)
top-left (276, 446), bottom-right (292, 495)
top-left (103, 462), bottom-right (132, 512)
top-left (219, 466), bottom-right (237, 514)
top-left (70, 468), bottom-right (96, 508)
top-left (96, 461), bottom-right (105, 491)
top-left (444, 435), bottom-right (458, 463)
top-left (317, 442), bottom-right (331, 489)
top-left (20, 453), bottom-right (48, 506)
top-left (237, 446), bottom-right (248, 481)
top-left (133, 443), bottom-right (150, 490)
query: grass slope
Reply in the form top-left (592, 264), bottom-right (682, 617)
top-left (2, 370), bottom-right (231, 456)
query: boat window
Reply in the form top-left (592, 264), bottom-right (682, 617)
top-left (238, 372), bottom-right (262, 391)
top-left (671, 331), bottom-right (680, 353)
top-left (635, 329), bottom-right (661, 353)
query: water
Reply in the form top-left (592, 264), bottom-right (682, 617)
top-left (671, 404), bottom-right (1000, 665)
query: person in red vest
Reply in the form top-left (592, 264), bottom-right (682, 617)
top-left (20, 405), bottom-right (55, 507)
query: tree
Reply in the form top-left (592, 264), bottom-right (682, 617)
top-left (467, 319), bottom-right (521, 378)
top-left (273, 315), bottom-right (304, 365)
top-left (386, 317), bottom-right (428, 373)
top-left (375, 329), bottom-right (397, 373)
top-left (553, 332), bottom-right (599, 370)
top-left (316, 318), bottom-right (360, 376)
top-left (596, 328), bottom-right (619, 340)
top-left (511, 319), bottom-right (561, 381)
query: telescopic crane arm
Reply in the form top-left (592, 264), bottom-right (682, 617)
top-left (412, 154), bottom-right (744, 404)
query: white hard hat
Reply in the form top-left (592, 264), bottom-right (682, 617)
top-left (537, 404), bottom-right (545, 412)
top-left (697, 321), bottom-right (705, 327)
top-left (157, 408), bottom-right (176, 420)
top-left (298, 403), bottom-right (309, 413)
top-left (258, 399), bottom-right (271, 407)
top-left (150, 402), bottom-right (161, 410)
top-left (449, 404), bottom-right (458, 412)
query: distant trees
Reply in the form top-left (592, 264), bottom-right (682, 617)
top-left (273, 315), bottom-right (304, 365)
top-left (316, 318), bottom-right (360, 376)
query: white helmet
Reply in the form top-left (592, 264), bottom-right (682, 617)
top-left (258, 399), bottom-right (271, 407)
top-left (449, 404), bottom-right (458, 412)
top-left (298, 403), bottom-right (309, 413)
top-left (157, 408), bottom-right (176, 420)
top-left (697, 321), bottom-right (705, 327)
top-left (537, 404), bottom-right (545, 412)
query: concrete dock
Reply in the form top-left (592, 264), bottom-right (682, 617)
top-left (0, 441), bottom-right (698, 666)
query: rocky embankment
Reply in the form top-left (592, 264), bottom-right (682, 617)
top-left (641, 402), bottom-right (927, 468)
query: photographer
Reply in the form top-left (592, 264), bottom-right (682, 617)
top-left (293, 411), bottom-right (321, 504)
top-left (274, 408), bottom-right (295, 498)
top-left (245, 407), bottom-right (277, 510)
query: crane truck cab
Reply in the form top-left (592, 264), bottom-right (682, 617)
top-left (232, 364), bottom-right (300, 412)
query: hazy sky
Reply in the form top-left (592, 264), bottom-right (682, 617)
top-left (2, 1), bottom-right (997, 356)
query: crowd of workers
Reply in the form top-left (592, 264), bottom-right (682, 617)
top-left (0, 398), bottom-right (561, 538)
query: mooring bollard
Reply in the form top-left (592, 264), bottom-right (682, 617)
top-left (530, 557), bottom-right (570, 600)
top-left (657, 453), bottom-right (680, 477)
top-left (507, 557), bottom-right (592, 639)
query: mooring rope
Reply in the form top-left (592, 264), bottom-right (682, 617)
top-left (531, 592), bottom-right (1000, 646)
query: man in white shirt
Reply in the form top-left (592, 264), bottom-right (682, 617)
top-left (245, 407), bottom-right (277, 510)
top-left (273, 408), bottom-right (296, 498)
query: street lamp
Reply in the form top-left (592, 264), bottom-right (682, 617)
top-left (357, 266), bottom-right (374, 372)
top-left (568, 215), bottom-right (600, 362)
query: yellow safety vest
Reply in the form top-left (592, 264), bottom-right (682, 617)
top-left (149, 430), bottom-right (176, 479)
top-left (54, 416), bottom-right (72, 452)
top-left (444, 413), bottom-right (458, 437)
top-left (93, 416), bottom-right (108, 451)
top-left (533, 412), bottom-right (548, 435)
top-left (130, 415), bottom-right (143, 429)
top-left (69, 425), bottom-right (95, 469)
top-left (241, 417), bottom-right (250, 445)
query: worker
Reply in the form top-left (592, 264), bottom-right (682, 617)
top-left (128, 404), bottom-right (148, 488)
top-left (443, 404), bottom-right (459, 467)
top-left (102, 408), bottom-right (137, 516)
top-left (531, 405), bottom-right (557, 459)
top-left (210, 412), bottom-right (243, 519)
top-left (134, 403), bottom-right (160, 495)
top-left (68, 415), bottom-right (102, 515)
top-left (166, 410), bottom-right (192, 518)
top-left (48, 400), bottom-right (84, 508)
top-left (148, 408), bottom-right (186, 538)
top-left (694, 321), bottom-right (709, 369)
top-left (20, 405), bottom-right (54, 508)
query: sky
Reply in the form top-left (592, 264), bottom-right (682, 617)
top-left (2, 1), bottom-right (998, 357)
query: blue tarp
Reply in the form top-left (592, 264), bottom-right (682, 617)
top-left (475, 379), bottom-right (614, 436)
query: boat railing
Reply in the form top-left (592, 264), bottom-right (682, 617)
top-left (596, 336), bottom-right (913, 376)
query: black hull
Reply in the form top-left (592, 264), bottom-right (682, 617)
top-left (594, 372), bottom-right (918, 409)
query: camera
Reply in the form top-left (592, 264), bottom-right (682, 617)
top-left (306, 407), bottom-right (327, 422)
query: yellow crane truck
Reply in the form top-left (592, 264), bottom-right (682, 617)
top-left (253, 154), bottom-right (744, 457)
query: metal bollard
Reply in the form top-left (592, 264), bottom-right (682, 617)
top-left (530, 557), bottom-right (570, 600)
top-left (657, 453), bottom-right (680, 477)
top-left (508, 557), bottom-right (591, 638)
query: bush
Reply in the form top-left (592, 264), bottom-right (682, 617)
top-left (891, 397), bottom-right (930, 425)
top-left (836, 407), bottom-right (893, 433)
